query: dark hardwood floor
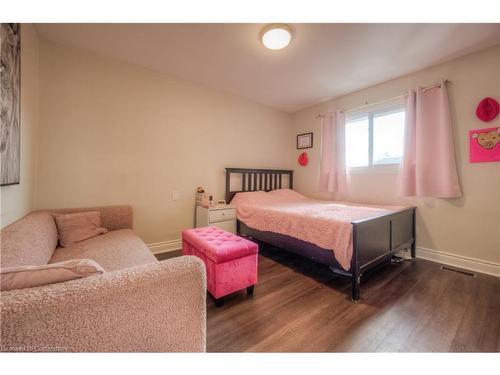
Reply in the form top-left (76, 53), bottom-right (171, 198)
top-left (156, 247), bottom-right (500, 352)
top-left (155, 250), bottom-right (182, 261)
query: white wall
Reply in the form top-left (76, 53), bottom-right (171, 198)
top-left (1, 24), bottom-right (39, 228)
top-left (35, 40), bottom-right (294, 244)
top-left (292, 46), bottom-right (500, 267)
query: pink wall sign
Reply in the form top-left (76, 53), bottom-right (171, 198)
top-left (469, 126), bottom-right (500, 163)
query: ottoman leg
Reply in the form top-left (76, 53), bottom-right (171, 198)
top-left (215, 297), bottom-right (224, 308)
top-left (246, 285), bottom-right (255, 296)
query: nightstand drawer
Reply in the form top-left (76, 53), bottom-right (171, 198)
top-left (209, 209), bottom-right (236, 223)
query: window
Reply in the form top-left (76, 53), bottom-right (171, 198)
top-left (345, 104), bottom-right (406, 169)
top-left (345, 116), bottom-right (369, 168)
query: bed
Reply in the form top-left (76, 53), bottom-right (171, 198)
top-left (225, 167), bottom-right (416, 301)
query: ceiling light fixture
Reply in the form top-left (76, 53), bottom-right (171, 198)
top-left (261, 24), bottom-right (292, 50)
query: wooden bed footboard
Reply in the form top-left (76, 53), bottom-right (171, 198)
top-left (349, 207), bottom-right (416, 301)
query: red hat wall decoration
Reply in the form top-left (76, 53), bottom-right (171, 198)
top-left (476, 97), bottom-right (499, 122)
top-left (298, 152), bottom-right (308, 166)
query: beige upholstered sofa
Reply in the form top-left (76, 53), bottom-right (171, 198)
top-left (0, 206), bottom-right (206, 352)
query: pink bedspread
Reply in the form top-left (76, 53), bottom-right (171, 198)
top-left (230, 189), bottom-right (405, 271)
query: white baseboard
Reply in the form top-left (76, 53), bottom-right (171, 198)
top-left (416, 246), bottom-right (499, 278)
top-left (147, 241), bottom-right (499, 277)
top-left (147, 239), bottom-right (182, 255)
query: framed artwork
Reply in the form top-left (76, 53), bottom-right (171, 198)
top-left (297, 132), bottom-right (313, 149)
top-left (1, 23), bottom-right (21, 186)
top-left (469, 126), bottom-right (500, 163)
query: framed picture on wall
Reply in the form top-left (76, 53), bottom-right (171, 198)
top-left (469, 126), bottom-right (500, 163)
top-left (297, 132), bottom-right (313, 149)
top-left (1, 23), bottom-right (21, 186)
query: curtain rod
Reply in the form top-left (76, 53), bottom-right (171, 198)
top-left (316, 79), bottom-right (449, 119)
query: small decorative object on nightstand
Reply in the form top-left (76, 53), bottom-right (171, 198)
top-left (195, 205), bottom-right (237, 234)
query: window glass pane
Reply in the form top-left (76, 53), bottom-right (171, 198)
top-left (373, 110), bottom-right (405, 165)
top-left (345, 117), bottom-right (369, 168)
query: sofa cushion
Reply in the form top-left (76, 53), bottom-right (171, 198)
top-left (49, 206), bottom-right (133, 232)
top-left (49, 229), bottom-right (157, 272)
top-left (0, 211), bottom-right (59, 268)
top-left (53, 211), bottom-right (108, 247)
top-left (1, 259), bottom-right (105, 291)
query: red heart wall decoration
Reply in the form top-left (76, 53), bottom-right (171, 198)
top-left (298, 152), bottom-right (308, 166)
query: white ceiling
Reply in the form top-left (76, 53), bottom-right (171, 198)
top-left (35, 24), bottom-right (500, 112)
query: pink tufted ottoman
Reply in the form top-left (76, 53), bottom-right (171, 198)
top-left (182, 226), bottom-right (258, 307)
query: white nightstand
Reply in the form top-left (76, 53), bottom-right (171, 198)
top-left (195, 205), bottom-right (237, 234)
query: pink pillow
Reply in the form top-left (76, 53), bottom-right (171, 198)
top-left (53, 211), bottom-right (108, 247)
top-left (267, 188), bottom-right (308, 201)
top-left (230, 191), bottom-right (272, 207)
top-left (0, 259), bottom-right (105, 291)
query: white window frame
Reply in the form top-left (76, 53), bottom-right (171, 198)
top-left (345, 100), bottom-right (406, 174)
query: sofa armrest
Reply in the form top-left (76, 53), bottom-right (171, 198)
top-left (48, 205), bottom-right (133, 231)
top-left (0, 256), bottom-right (206, 352)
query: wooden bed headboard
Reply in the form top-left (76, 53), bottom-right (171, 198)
top-left (225, 168), bottom-right (294, 203)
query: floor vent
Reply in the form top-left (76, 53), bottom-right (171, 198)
top-left (440, 266), bottom-right (476, 278)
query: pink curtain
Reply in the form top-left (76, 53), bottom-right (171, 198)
top-left (319, 110), bottom-right (347, 193)
top-left (399, 84), bottom-right (462, 198)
